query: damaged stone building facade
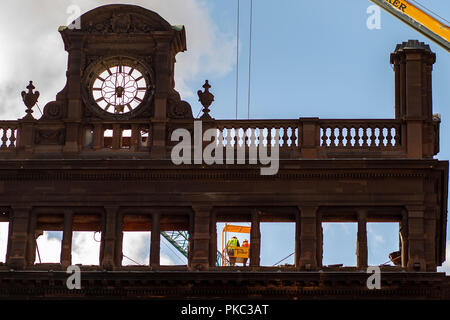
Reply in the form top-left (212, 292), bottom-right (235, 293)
top-left (0, 5), bottom-right (448, 299)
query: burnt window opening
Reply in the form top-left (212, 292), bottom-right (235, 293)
top-left (103, 128), bottom-right (113, 148)
top-left (367, 222), bottom-right (401, 267)
top-left (160, 214), bottom-right (190, 266)
top-left (322, 222), bottom-right (358, 268)
top-left (139, 129), bottom-right (149, 148)
top-left (34, 214), bottom-right (64, 264)
top-left (122, 214), bottom-right (151, 266)
top-left (160, 231), bottom-right (189, 266)
top-left (260, 221), bottom-right (295, 267)
top-left (216, 218), bottom-right (252, 267)
top-left (0, 210), bottom-right (10, 263)
top-left (71, 214), bottom-right (102, 266)
top-left (120, 129), bottom-right (132, 149)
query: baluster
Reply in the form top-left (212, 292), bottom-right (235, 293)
top-left (1, 128), bottom-right (7, 149)
top-left (380, 125), bottom-right (387, 147)
top-left (387, 125), bottom-right (394, 147)
top-left (354, 125), bottom-right (361, 147)
top-left (261, 127), bottom-right (267, 147)
top-left (274, 126), bottom-right (281, 148)
top-left (225, 127), bottom-right (233, 149)
top-left (9, 127), bottom-right (16, 149)
top-left (260, 127), bottom-right (266, 147)
top-left (370, 125), bottom-right (376, 147)
top-left (239, 127), bottom-right (245, 149)
top-left (346, 126), bottom-right (353, 147)
top-left (278, 126), bottom-right (283, 148)
top-left (320, 126), bottom-right (327, 147)
top-left (232, 127), bottom-right (238, 149)
top-left (293, 126), bottom-right (298, 147)
top-left (337, 126), bottom-right (344, 147)
top-left (377, 125), bottom-right (382, 147)
top-left (243, 127), bottom-right (249, 149)
top-left (217, 125), bottom-right (224, 149)
top-left (246, 127), bottom-right (251, 148)
top-left (282, 127), bottom-right (289, 149)
top-left (361, 125), bottom-right (368, 147)
top-left (249, 127), bottom-right (256, 149)
top-left (273, 127), bottom-right (279, 148)
top-left (329, 126), bottom-right (336, 147)
top-left (265, 127), bottom-right (271, 147)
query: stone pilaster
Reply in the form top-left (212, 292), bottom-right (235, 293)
top-left (356, 210), bottom-right (368, 269)
top-left (101, 206), bottom-right (119, 270)
top-left (190, 206), bottom-right (212, 270)
top-left (61, 210), bottom-right (73, 268)
top-left (209, 211), bottom-right (217, 267)
top-left (406, 205), bottom-right (426, 271)
top-left (7, 206), bottom-right (32, 269)
top-left (298, 206), bottom-right (319, 270)
top-left (150, 212), bottom-right (161, 268)
top-left (250, 210), bottom-right (261, 267)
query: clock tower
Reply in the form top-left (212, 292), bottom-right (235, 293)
top-left (48, 4), bottom-right (192, 154)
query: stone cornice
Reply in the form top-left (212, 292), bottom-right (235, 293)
top-left (0, 159), bottom-right (445, 181)
top-left (0, 270), bottom-right (448, 299)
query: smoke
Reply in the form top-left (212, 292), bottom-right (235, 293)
top-left (0, 0), bottom-right (235, 120)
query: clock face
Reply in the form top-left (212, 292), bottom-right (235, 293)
top-left (92, 65), bottom-right (147, 114)
top-left (84, 56), bottom-right (153, 118)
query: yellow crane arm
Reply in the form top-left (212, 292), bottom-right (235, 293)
top-left (369, 0), bottom-right (450, 52)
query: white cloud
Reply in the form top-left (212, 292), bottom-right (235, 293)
top-left (35, 231), bottom-right (62, 263)
top-left (71, 231), bottom-right (101, 265)
top-left (374, 234), bottom-right (385, 244)
top-left (0, 0), bottom-right (235, 120)
top-left (122, 231), bottom-right (150, 265)
top-left (161, 253), bottom-right (175, 266)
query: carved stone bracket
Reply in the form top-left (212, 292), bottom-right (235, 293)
top-left (167, 90), bottom-right (193, 119)
top-left (34, 129), bottom-right (66, 145)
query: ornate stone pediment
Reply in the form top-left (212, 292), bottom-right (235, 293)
top-left (75, 5), bottom-right (173, 34)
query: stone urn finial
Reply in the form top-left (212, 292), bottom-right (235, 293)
top-left (21, 81), bottom-right (40, 120)
top-left (197, 80), bottom-right (214, 120)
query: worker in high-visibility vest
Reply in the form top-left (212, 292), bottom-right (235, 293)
top-left (226, 236), bottom-right (240, 266)
top-left (242, 239), bottom-right (249, 266)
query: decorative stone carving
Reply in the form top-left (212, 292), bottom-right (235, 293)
top-left (167, 90), bottom-right (193, 119)
top-left (34, 129), bottom-right (66, 145)
top-left (197, 80), bottom-right (214, 120)
top-left (21, 81), bottom-right (39, 120)
top-left (80, 5), bottom-right (173, 34)
top-left (110, 13), bottom-right (132, 33)
top-left (40, 101), bottom-right (66, 120)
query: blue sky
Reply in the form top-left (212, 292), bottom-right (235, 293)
top-left (0, 0), bottom-right (449, 269)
